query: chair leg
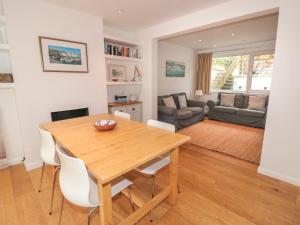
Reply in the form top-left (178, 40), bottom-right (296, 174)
top-left (87, 207), bottom-right (98, 225)
top-left (177, 183), bottom-right (181, 194)
top-left (49, 166), bottom-right (59, 215)
top-left (150, 175), bottom-right (156, 222)
top-left (58, 196), bottom-right (64, 225)
top-left (127, 188), bottom-right (136, 212)
top-left (38, 162), bottom-right (45, 192)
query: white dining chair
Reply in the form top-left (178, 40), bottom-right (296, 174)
top-left (136, 119), bottom-right (178, 221)
top-left (114, 110), bottom-right (131, 120)
top-left (38, 128), bottom-right (60, 215)
top-left (56, 146), bottom-right (135, 225)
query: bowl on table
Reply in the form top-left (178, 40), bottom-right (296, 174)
top-left (94, 119), bottom-right (117, 131)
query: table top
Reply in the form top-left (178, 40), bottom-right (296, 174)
top-left (40, 114), bottom-right (190, 184)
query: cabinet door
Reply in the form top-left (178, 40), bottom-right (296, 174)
top-left (109, 106), bottom-right (129, 114)
top-left (127, 104), bottom-right (141, 122)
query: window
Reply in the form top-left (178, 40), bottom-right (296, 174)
top-left (210, 53), bottom-right (274, 92)
top-left (251, 54), bottom-right (274, 91)
top-left (211, 55), bottom-right (249, 91)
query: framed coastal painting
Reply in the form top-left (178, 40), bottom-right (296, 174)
top-left (39, 36), bottom-right (88, 73)
top-left (166, 60), bottom-right (185, 77)
top-left (108, 64), bottom-right (127, 82)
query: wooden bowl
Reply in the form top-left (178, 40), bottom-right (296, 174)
top-left (94, 120), bottom-right (117, 131)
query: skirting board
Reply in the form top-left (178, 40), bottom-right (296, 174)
top-left (0, 157), bottom-right (24, 170)
top-left (258, 166), bottom-right (300, 187)
top-left (8, 157), bottom-right (24, 166)
top-left (24, 160), bottom-right (43, 171)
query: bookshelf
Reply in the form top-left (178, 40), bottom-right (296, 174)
top-left (104, 54), bottom-right (142, 62)
top-left (0, 4), bottom-right (14, 86)
top-left (104, 35), bottom-right (141, 60)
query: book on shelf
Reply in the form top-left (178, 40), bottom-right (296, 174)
top-left (104, 42), bottom-right (139, 59)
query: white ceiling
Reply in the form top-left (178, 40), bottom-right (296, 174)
top-left (43, 0), bottom-right (231, 31)
top-left (163, 14), bottom-right (278, 51)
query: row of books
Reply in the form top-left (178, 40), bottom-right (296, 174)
top-left (104, 42), bottom-right (139, 59)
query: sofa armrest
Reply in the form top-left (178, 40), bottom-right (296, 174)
top-left (158, 105), bottom-right (177, 116)
top-left (207, 100), bottom-right (219, 110)
top-left (187, 99), bottom-right (205, 108)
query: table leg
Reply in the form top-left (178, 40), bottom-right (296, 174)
top-left (168, 147), bottom-right (179, 205)
top-left (98, 182), bottom-right (113, 225)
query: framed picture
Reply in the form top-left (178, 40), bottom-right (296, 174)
top-left (166, 60), bottom-right (185, 77)
top-left (108, 64), bottom-right (127, 81)
top-left (39, 36), bottom-right (88, 73)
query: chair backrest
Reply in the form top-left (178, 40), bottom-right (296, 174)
top-left (147, 119), bottom-right (175, 133)
top-left (39, 128), bottom-right (58, 165)
top-left (114, 111), bottom-right (131, 120)
top-left (56, 146), bottom-right (92, 207)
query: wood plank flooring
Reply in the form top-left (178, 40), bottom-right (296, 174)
top-left (179, 119), bottom-right (264, 164)
top-left (1, 143), bottom-right (300, 225)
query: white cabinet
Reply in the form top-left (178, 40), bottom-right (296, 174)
top-left (108, 102), bottom-right (142, 122)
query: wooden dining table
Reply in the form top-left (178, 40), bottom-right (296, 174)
top-left (40, 114), bottom-right (190, 225)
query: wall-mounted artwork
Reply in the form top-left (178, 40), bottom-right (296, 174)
top-left (108, 64), bottom-right (127, 82)
top-left (39, 36), bottom-right (88, 73)
top-left (166, 60), bottom-right (185, 77)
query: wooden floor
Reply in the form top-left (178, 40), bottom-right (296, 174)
top-left (1, 143), bottom-right (300, 225)
top-left (179, 119), bottom-right (264, 164)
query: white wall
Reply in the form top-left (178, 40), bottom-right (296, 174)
top-left (258, 0), bottom-right (300, 186)
top-left (137, 0), bottom-right (300, 186)
top-left (3, 0), bottom-right (108, 170)
top-left (157, 41), bottom-right (197, 98)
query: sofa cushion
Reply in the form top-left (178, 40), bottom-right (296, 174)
top-left (244, 94), bottom-right (269, 108)
top-left (248, 95), bottom-right (267, 111)
top-left (214, 106), bottom-right (238, 114)
top-left (177, 109), bottom-right (193, 119)
top-left (220, 93), bottom-right (235, 107)
top-left (178, 94), bottom-right (187, 108)
top-left (162, 96), bottom-right (177, 108)
top-left (158, 95), bottom-right (170, 106)
top-left (183, 107), bottom-right (203, 115)
top-left (234, 94), bottom-right (245, 108)
top-left (237, 109), bottom-right (265, 118)
top-left (171, 92), bottom-right (187, 108)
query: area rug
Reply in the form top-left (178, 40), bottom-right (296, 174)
top-left (179, 119), bottom-right (264, 164)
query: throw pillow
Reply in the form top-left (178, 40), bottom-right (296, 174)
top-left (220, 93), bottom-right (235, 107)
top-left (178, 95), bottom-right (187, 108)
top-left (248, 95), bottom-right (267, 111)
top-left (162, 96), bottom-right (177, 108)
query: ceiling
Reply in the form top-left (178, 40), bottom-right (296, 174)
top-left (162, 14), bottom-right (278, 51)
top-left (43, 0), bottom-right (231, 31)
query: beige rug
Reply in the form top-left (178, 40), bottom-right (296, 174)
top-left (179, 119), bottom-right (264, 164)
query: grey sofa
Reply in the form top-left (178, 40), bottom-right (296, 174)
top-left (158, 92), bottom-right (205, 130)
top-left (207, 92), bottom-right (268, 128)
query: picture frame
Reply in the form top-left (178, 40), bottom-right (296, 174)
top-left (108, 64), bottom-right (127, 82)
top-left (166, 60), bottom-right (185, 77)
top-left (39, 36), bottom-right (88, 73)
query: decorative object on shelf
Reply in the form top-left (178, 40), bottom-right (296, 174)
top-left (108, 64), bottom-right (127, 81)
top-left (0, 73), bottom-right (13, 83)
top-left (129, 95), bottom-right (138, 102)
top-left (166, 60), bottom-right (185, 77)
top-left (94, 119), bottom-right (117, 131)
top-left (39, 36), bottom-right (88, 73)
top-left (132, 66), bottom-right (142, 81)
top-left (115, 95), bottom-right (128, 103)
